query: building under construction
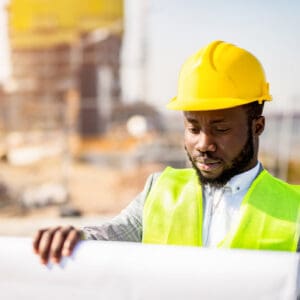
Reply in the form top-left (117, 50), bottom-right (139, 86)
top-left (0, 0), bottom-right (126, 209)
top-left (6, 0), bottom-right (124, 136)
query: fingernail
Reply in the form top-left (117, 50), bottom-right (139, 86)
top-left (51, 257), bottom-right (59, 264)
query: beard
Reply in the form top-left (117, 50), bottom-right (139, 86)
top-left (186, 127), bottom-right (255, 188)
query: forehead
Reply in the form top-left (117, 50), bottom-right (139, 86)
top-left (183, 106), bottom-right (247, 123)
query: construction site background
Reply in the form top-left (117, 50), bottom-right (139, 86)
top-left (0, 0), bottom-right (299, 236)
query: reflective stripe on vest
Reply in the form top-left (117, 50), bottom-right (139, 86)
top-left (142, 167), bottom-right (300, 251)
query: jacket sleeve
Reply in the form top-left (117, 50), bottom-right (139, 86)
top-left (81, 172), bottom-right (161, 242)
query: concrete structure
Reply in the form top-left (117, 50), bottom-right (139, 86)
top-left (6, 0), bottom-right (124, 136)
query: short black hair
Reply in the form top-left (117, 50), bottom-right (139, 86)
top-left (242, 101), bottom-right (265, 124)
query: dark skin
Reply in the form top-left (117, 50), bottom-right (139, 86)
top-left (33, 226), bottom-right (81, 264)
top-left (33, 105), bottom-right (265, 264)
top-left (184, 106), bottom-right (265, 183)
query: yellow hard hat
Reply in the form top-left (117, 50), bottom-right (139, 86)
top-left (167, 40), bottom-right (272, 111)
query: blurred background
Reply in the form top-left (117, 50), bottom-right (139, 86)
top-left (0, 0), bottom-right (299, 236)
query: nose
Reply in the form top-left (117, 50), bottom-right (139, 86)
top-left (195, 131), bottom-right (217, 153)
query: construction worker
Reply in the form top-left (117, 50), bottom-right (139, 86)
top-left (33, 40), bottom-right (300, 264)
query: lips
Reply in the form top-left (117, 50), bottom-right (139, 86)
top-left (194, 158), bottom-right (222, 172)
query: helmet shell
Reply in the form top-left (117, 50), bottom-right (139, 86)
top-left (167, 40), bottom-right (272, 111)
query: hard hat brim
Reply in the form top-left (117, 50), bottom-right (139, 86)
top-left (166, 95), bottom-right (272, 111)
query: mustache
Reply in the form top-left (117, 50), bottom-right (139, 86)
top-left (187, 150), bottom-right (220, 161)
top-left (184, 146), bottom-right (222, 164)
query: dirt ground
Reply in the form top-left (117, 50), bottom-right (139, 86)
top-left (67, 161), bottom-right (164, 216)
top-left (0, 162), bottom-right (164, 236)
top-left (0, 160), bottom-right (164, 224)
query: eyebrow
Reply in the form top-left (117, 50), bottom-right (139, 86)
top-left (185, 116), bottom-right (227, 124)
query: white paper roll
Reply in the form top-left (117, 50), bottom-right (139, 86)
top-left (0, 237), bottom-right (298, 300)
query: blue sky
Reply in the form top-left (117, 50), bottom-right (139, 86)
top-left (1, 0), bottom-right (300, 114)
top-left (142, 0), bottom-right (300, 113)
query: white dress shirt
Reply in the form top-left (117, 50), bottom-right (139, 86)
top-left (202, 162), bottom-right (261, 247)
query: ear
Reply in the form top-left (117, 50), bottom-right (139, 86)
top-left (253, 116), bottom-right (265, 136)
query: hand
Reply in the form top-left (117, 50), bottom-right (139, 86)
top-left (33, 226), bottom-right (81, 264)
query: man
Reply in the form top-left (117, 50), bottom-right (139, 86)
top-left (33, 40), bottom-right (300, 264)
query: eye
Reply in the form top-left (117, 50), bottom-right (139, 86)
top-left (187, 126), bottom-right (200, 134)
top-left (214, 127), bottom-right (230, 133)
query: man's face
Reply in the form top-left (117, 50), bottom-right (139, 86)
top-left (184, 106), bottom-right (263, 187)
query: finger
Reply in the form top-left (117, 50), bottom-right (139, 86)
top-left (49, 226), bottom-right (73, 264)
top-left (32, 228), bottom-right (47, 254)
top-left (62, 228), bottom-right (81, 257)
top-left (38, 227), bottom-right (61, 264)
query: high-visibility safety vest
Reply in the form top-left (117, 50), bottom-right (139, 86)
top-left (142, 167), bottom-right (300, 251)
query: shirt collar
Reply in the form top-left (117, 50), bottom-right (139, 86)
top-left (203, 162), bottom-right (262, 195)
top-left (224, 162), bottom-right (261, 194)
